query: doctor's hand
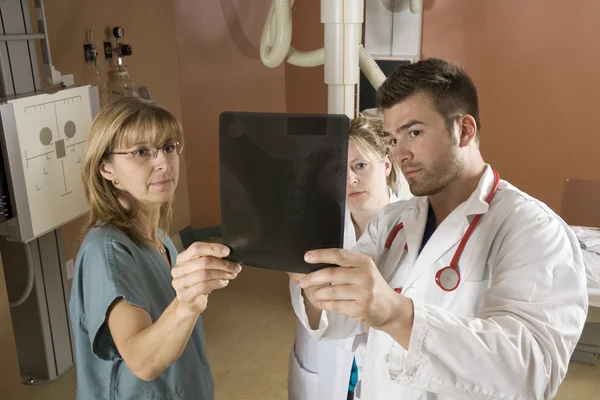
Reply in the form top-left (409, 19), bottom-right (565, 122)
top-left (300, 249), bottom-right (414, 334)
top-left (288, 270), bottom-right (332, 316)
top-left (171, 242), bottom-right (241, 315)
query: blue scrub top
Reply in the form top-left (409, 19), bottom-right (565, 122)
top-left (69, 225), bottom-right (214, 400)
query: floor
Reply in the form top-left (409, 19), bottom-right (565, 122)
top-left (21, 266), bottom-right (600, 400)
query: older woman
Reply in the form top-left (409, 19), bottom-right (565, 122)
top-left (69, 97), bottom-right (239, 400)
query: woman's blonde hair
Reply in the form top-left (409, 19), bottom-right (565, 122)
top-left (81, 96), bottom-right (184, 246)
top-left (349, 114), bottom-right (401, 196)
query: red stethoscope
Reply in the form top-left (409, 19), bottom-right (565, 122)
top-left (383, 170), bottom-right (501, 293)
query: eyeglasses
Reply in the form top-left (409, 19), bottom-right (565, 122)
top-left (110, 142), bottom-right (183, 161)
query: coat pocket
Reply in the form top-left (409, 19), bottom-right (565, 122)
top-left (444, 280), bottom-right (489, 317)
top-left (288, 347), bottom-right (318, 400)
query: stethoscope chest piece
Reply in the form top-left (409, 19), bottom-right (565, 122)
top-left (435, 265), bottom-right (461, 292)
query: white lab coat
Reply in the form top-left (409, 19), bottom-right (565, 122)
top-left (291, 165), bottom-right (588, 399)
top-left (288, 191), bottom-right (400, 400)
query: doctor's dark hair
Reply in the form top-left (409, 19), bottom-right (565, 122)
top-left (349, 115), bottom-right (401, 196)
top-left (80, 96), bottom-right (184, 246)
top-left (376, 58), bottom-right (481, 141)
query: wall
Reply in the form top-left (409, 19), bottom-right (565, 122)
top-left (284, 2), bottom-right (327, 114)
top-left (421, 0), bottom-right (600, 213)
top-left (175, 0), bottom-right (287, 228)
top-left (0, 0), bottom-right (189, 395)
top-left (272, 0), bottom-right (600, 214)
top-left (38, 0), bottom-right (191, 257)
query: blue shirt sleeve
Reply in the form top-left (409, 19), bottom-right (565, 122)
top-left (77, 233), bottom-right (151, 361)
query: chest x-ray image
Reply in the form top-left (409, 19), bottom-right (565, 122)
top-left (219, 111), bottom-right (349, 273)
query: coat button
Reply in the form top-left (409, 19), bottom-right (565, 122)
top-left (385, 354), bottom-right (390, 362)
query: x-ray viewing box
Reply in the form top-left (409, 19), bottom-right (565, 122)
top-left (0, 85), bottom-right (98, 243)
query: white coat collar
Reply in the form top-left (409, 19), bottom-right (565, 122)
top-left (460, 164), bottom-right (498, 217)
top-left (389, 187), bottom-right (401, 204)
top-left (344, 187), bottom-right (401, 249)
top-left (401, 164), bottom-right (497, 219)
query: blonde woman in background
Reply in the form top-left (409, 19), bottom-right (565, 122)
top-left (288, 115), bottom-right (407, 400)
top-left (69, 97), bottom-right (240, 400)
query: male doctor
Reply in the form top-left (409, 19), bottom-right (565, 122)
top-left (289, 58), bottom-right (588, 399)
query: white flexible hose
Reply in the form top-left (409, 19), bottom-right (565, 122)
top-left (260, 1), bottom-right (397, 94)
top-left (410, 0), bottom-right (423, 13)
top-left (9, 246), bottom-right (35, 308)
top-left (358, 44), bottom-right (386, 90)
top-left (260, 0), bottom-right (293, 68)
top-left (287, 47), bottom-right (324, 68)
top-left (260, 0), bottom-right (325, 68)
